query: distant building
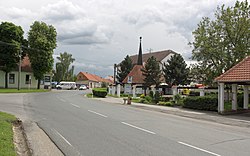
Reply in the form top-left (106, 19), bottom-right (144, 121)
top-left (76, 72), bottom-right (113, 88)
top-left (0, 56), bottom-right (51, 89)
top-left (120, 37), bottom-right (177, 94)
top-left (129, 49), bottom-right (176, 70)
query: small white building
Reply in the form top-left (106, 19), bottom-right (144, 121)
top-left (0, 56), bottom-right (51, 89)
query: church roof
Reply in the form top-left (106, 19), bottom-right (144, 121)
top-left (129, 50), bottom-right (176, 65)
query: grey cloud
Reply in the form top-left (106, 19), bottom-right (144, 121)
top-left (41, 0), bottom-right (85, 22)
top-left (39, 0), bottom-right (113, 45)
top-left (123, 6), bottom-right (165, 26)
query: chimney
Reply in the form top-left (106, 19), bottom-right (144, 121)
top-left (137, 37), bottom-right (143, 65)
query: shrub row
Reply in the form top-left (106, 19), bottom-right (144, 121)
top-left (183, 95), bottom-right (218, 111)
top-left (92, 88), bottom-right (107, 98)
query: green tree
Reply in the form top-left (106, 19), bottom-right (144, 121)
top-left (28, 21), bottom-right (57, 89)
top-left (163, 54), bottom-right (189, 86)
top-left (54, 52), bottom-right (75, 82)
top-left (54, 62), bottom-right (63, 82)
top-left (142, 56), bottom-right (162, 88)
top-left (0, 22), bottom-right (25, 88)
top-left (190, 0), bottom-right (250, 85)
top-left (117, 55), bottom-right (133, 83)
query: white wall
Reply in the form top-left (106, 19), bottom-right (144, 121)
top-left (0, 71), bottom-right (50, 89)
top-left (160, 53), bottom-right (175, 70)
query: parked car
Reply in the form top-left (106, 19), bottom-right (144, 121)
top-left (79, 85), bottom-right (87, 90)
top-left (56, 82), bottom-right (77, 90)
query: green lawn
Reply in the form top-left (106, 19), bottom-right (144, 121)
top-left (0, 112), bottom-right (17, 156)
top-left (0, 89), bottom-right (49, 93)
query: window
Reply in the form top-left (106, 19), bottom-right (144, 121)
top-left (26, 75), bottom-right (31, 84)
top-left (9, 74), bottom-right (15, 84)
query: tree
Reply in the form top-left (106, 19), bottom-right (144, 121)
top-left (163, 54), bottom-right (189, 86)
top-left (28, 21), bottom-right (57, 89)
top-left (142, 56), bottom-right (162, 88)
top-left (54, 52), bottom-right (75, 82)
top-left (0, 22), bottom-right (25, 88)
top-left (190, 0), bottom-right (250, 85)
top-left (116, 55), bottom-right (133, 83)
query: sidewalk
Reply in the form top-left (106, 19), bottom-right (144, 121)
top-left (94, 96), bottom-right (250, 128)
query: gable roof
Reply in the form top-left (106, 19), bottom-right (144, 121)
top-left (77, 72), bottom-right (112, 83)
top-left (122, 65), bottom-right (145, 84)
top-left (215, 56), bottom-right (250, 83)
top-left (130, 50), bottom-right (176, 65)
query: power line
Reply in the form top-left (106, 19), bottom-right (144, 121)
top-left (0, 40), bottom-right (48, 53)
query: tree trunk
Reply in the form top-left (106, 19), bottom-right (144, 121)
top-left (37, 79), bottom-right (41, 89)
top-left (5, 72), bottom-right (8, 88)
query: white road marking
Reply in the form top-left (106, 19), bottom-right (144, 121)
top-left (88, 110), bottom-right (107, 118)
top-left (70, 103), bottom-right (80, 108)
top-left (53, 129), bottom-right (72, 147)
top-left (178, 141), bottom-right (221, 156)
top-left (59, 99), bottom-right (66, 102)
top-left (121, 122), bottom-right (156, 135)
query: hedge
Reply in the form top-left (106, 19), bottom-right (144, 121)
top-left (183, 95), bottom-right (218, 111)
top-left (92, 88), bottom-right (107, 98)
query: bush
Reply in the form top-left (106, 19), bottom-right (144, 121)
top-left (154, 91), bottom-right (160, 104)
top-left (139, 98), bottom-right (150, 104)
top-left (140, 94), bottom-right (145, 99)
top-left (158, 101), bottom-right (174, 106)
top-left (183, 95), bottom-right (218, 111)
top-left (149, 91), bottom-right (154, 98)
top-left (145, 96), bottom-right (152, 102)
top-left (92, 88), bottom-right (107, 98)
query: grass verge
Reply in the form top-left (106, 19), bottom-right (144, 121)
top-left (0, 89), bottom-right (49, 93)
top-left (0, 112), bottom-right (17, 156)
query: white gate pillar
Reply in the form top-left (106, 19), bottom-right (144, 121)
top-left (199, 87), bottom-right (205, 96)
top-left (117, 84), bottom-right (121, 97)
top-left (243, 85), bottom-right (249, 109)
top-left (218, 83), bottom-right (225, 113)
top-left (132, 85), bottom-right (136, 98)
top-left (108, 86), bottom-right (112, 94)
top-left (232, 84), bottom-right (237, 111)
top-left (112, 85), bottom-right (116, 95)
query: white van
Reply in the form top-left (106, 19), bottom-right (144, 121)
top-left (56, 82), bottom-right (77, 90)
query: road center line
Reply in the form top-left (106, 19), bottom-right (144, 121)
top-left (70, 103), bottom-right (80, 108)
top-left (178, 141), bottom-right (221, 156)
top-left (121, 122), bottom-right (156, 135)
top-left (59, 98), bottom-right (66, 102)
top-left (53, 129), bottom-right (72, 147)
top-left (88, 110), bottom-right (107, 118)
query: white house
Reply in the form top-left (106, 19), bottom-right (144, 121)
top-left (0, 56), bottom-right (51, 89)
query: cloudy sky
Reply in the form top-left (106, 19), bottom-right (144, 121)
top-left (0, 0), bottom-right (240, 77)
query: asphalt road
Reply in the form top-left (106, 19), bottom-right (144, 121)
top-left (1, 90), bottom-right (250, 156)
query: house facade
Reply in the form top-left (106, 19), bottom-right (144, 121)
top-left (121, 50), bottom-right (177, 94)
top-left (129, 49), bottom-right (176, 70)
top-left (0, 56), bottom-right (51, 89)
top-left (76, 72), bottom-right (112, 88)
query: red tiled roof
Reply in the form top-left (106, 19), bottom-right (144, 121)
top-left (130, 50), bottom-right (176, 65)
top-left (12, 56), bottom-right (32, 72)
top-left (77, 72), bottom-right (112, 83)
top-left (21, 56), bottom-right (32, 72)
top-left (122, 65), bottom-right (145, 84)
top-left (215, 56), bottom-right (250, 82)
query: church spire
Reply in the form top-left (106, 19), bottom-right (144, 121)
top-left (137, 37), bottom-right (143, 65)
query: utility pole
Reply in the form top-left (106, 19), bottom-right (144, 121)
top-left (113, 63), bottom-right (117, 84)
top-left (18, 47), bottom-right (22, 90)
